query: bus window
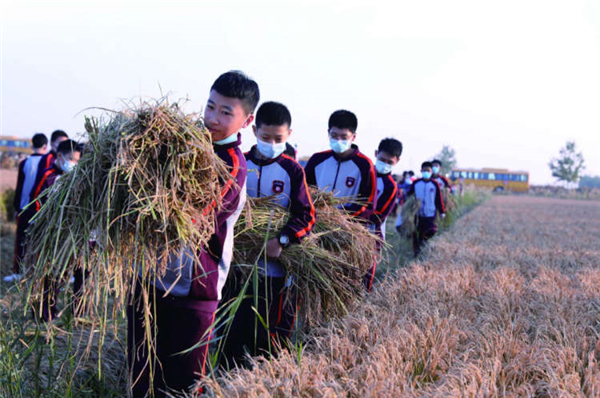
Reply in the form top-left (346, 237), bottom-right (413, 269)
top-left (461, 171), bottom-right (467, 178)
top-left (488, 173), bottom-right (495, 180)
top-left (474, 172), bottom-right (479, 179)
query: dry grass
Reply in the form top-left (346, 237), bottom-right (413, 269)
top-left (198, 196), bottom-right (600, 397)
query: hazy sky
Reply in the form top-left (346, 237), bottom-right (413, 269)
top-left (2, 0), bottom-right (599, 184)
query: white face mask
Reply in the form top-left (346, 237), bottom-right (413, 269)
top-left (257, 139), bottom-right (286, 159)
top-left (61, 160), bottom-right (76, 173)
top-left (330, 139), bottom-right (352, 154)
top-left (375, 159), bottom-right (393, 174)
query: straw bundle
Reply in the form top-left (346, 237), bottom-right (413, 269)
top-left (232, 189), bottom-right (381, 323)
top-left (398, 196), bottom-right (420, 236)
top-left (23, 101), bottom-right (231, 319)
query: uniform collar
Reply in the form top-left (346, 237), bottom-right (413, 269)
top-left (214, 133), bottom-right (242, 149)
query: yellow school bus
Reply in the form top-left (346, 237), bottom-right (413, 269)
top-left (0, 136), bottom-right (32, 154)
top-left (450, 168), bottom-right (529, 192)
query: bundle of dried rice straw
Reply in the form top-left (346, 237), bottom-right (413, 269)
top-left (232, 189), bottom-right (381, 323)
top-left (23, 101), bottom-right (231, 321)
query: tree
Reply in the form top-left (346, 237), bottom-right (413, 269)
top-left (549, 141), bottom-right (585, 188)
top-left (433, 145), bottom-right (457, 176)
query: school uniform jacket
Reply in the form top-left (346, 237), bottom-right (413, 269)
top-left (155, 134), bottom-right (248, 307)
top-left (14, 153), bottom-right (44, 213)
top-left (408, 178), bottom-right (445, 218)
top-left (32, 151), bottom-right (57, 198)
top-left (29, 165), bottom-right (63, 214)
top-left (244, 146), bottom-right (316, 276)
top-left (434, 175), bottom-right (452, 190)
top-left (369, 172), bottom-right (398, 239)
top-left (304, 145), bottom-right (376, 221)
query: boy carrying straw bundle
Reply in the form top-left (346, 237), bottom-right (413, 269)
top-left (127, 71), bottom-right (259, 397)
top-left (221, 101), bottom-right (315, 367)
top-left (304, 110), bottom-right (378, 290)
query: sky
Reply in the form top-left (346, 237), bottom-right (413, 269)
top-left (1, 0), bottom-right (599, 184)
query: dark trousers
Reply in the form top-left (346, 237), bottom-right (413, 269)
top-left (413, 216), bottom-right (438, 256)
top-left (127, 289), bottom-right (217, 398)
top-left (13, 213), bottom-right (31, 274)
top-left (220, 275), bottom-right (297, 368)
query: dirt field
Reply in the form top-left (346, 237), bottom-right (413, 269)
top-left (203, 196), bottom-right (600, 397)
top-left (0, 168), bottom-right (18, 192)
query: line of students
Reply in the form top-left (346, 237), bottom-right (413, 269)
top-left (7, 70), bottom-right (450, 397)
top-left (7, 130), bottom-right (72, 284)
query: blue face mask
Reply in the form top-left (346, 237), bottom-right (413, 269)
top-left (330, 139), bottom-right (352, 154)
top-left (432, 166), bottom-right (440, 174)
top-left (257, 139), bottom-right (286, 159)
top-left (60, 160), bottom-right (76, 173)
top-left (422, 171), bottom-right (432, 180)
top-left (375, 160), bottom-right (393, 174)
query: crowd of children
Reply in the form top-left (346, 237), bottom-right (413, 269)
top-left (6, 70), bottom-right (454, 397)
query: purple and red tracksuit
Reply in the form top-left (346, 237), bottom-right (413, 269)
top-left (13, 153), bottom-right (45, 274)
top-left (408, 178), bottom-right (445, 256)
top-left (221, 146), bottom-right (315, 366)
top-left (28, 165), bottom-right (64, 321)
top-left (364, 172), bottom-right (398, 290)
top-left (304, 145), bottom-right (377, 290)
top-left (127, 134), bottom-right (247, 397)
top-left (32, 151), bottom-right (57, 194)
top-left (433, 174), bottom-right (452, 190)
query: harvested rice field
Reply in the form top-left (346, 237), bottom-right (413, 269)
top-left (200, 196), bottom-right (600, 397)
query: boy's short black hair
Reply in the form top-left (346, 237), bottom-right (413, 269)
top-left (50, 130), bottom-right (68, 143)
top-left (421, 161), bottom-right (433, 170)
top-left (408, 170), bottom-right (415, 177)
top-left (57, 139), bottom-right (82, 156)
top-left (328, 110), bottom-right (358, 133)
top-left (31, 133), bottom-right (48, 149)
top-left (432, 159), bottom-right (442, 167)
top-left (378, 138), bottom-right (403, 158)
top-left (211, 71), bottom-right (260, 115)
top-left (255, 101), bottom-right (291, 128)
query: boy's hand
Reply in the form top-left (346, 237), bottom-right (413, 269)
top-left (266, 238), bottom-right (283, 258)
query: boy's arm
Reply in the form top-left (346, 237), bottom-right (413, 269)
top-left (343, 156), bottom-right (376, 220)
top-left (434, 181), bottom-right (446, 215)
top-left (370, 176), bottom-right (398, 225)
top-left (13, 160), bottom-right (26, 212)
top-left (304, 155), bottom-right (317, 186)
top-left (441, 175), bottom-right (452, 189)
top-left (280, 165), bottom-right (316, 244)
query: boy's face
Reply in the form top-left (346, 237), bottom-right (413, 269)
top-left (421, 166), bottom-right (432, 179)
top-left (204, 90), bottom-right (254, 142)
top-left (253, 124), bottom-right (292, 144)
top-left (375, 150), bottom-right (399, 166)
top-left (328, 127), bottom-right (355, 142)
top-left (56, 151), bottom-right (81, 172)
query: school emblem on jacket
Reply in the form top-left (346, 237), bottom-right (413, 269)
top-left (346, 177), bottom-right (356, 188)
top-left (272, 180), bottom-right (285, 194)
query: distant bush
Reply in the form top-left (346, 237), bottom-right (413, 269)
top-left (0, 189), bottom-right (15, 222)
top-left (579, 176), bottom-right (600, 189)
top-left (527, 185), bottom-right (600, 201)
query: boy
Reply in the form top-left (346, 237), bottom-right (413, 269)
top-left (304, 110), bottom-right (376, 221)
top-left (222, 101), bottom-right (315, 366)
top-left (370, 138), bottom-right (402, 241)
top-left (5, 133), bottom-right (48, 283)
top-left (32, 130), bottom-right (68, 191)
top-left (366, 138), bottom-right (402, 291)
top-left (127, 71), bottom-right (258, 398)
top-left (28, 139), bottom-right (82, 321)
top-left (431, 159), bottom-right (452, 190)
top-left (408, 161), bottom-right (445, 256)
